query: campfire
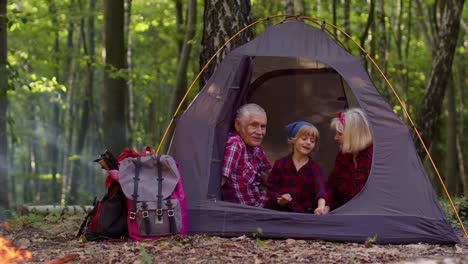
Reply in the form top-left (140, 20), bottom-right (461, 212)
top-left (0, 237), bottom-right (32, 263)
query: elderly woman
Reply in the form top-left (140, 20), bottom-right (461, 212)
top-left (326, 108), bottom-right (373, 211)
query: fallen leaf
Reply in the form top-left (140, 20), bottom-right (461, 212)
top-left (43, 254), bottom-right (78, 264)
top-left (455, 245), bottom-right (466, 254)
top-left (16, 238), bottom-right (31, 249)
top-left (2, 221), bottom-right (11, 231)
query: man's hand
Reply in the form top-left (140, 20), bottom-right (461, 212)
top-left (277, 193), bottom-right (292, 205)
top-left (259, 170), bottom-right (270, 185)
top-left (221, 176), bottom-right (227, 186)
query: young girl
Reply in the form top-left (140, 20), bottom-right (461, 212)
top-left (266, 121), bottom-right (328, 214)
top-left (326, 108), bottom-right (373, 211)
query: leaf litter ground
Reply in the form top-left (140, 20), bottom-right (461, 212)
top-left (2, 213), bottom-right (467, 264)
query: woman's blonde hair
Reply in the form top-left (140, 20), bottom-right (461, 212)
top-left (288, 124), bottom-right (320, 152)
top-left (331, 108), bottom-right (372, 153)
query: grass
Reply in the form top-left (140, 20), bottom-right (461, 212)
top-left (440, 196), bottom-right (468, 229)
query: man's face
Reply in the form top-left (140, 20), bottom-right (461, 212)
top-left (235, 112), bottom-right (267, 147)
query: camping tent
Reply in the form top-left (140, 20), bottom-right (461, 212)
top-left (168, 19), bottom-right (458, 244)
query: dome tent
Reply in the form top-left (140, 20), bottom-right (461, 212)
top-left (167, 18), bottom-right (458, 244)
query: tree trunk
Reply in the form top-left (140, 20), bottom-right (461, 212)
top-left (0, 0), bottom-right (9, 211)
top-left (294, 0), bottom-right (305, 15)
top-left (394, 0), bottom-right (408, 115)
top-left (125, 0), bottom-right (134, 147)
top-left (402, 0), bottom-right (413, 122)
top-left (414, 0), bottom-right (464, 159)
top-left (199, 0), bottom-right (253, 88)
top-left (343, 0), bottom-right (350, 45)
top-left (102, 0), bottom-right (128, 155)
top-left (414, 0), bottom-right (434, 53)
top-left (60, 1), bottom-right (77, 205)
top-left (22, 205), bottom-right (93, 214)
top-left (445, 79), bottom-right (458, 194)
top-left (359, 0), bottom-right (375, 49)
top-left (65, 14), bottom-right (82, 205)
top-left (69, 0), bottom-right (94, 204)
top-left (455, 60), bottom-right (467, 196)
top-left (332, 0), bottom-right (337, 36)
top-left (9, 138), bottom-right (15, 206)
top-left (376, 0), bottom-right (390, 101)
top-left (175, 0), bottom-right (184, 55)
top-left (85, 0), bottom-right (97, 192)
top-left (164, 0), bottom-right (197, 152)
top-left (29, 104), bottom-right (42, 203)
top-left (284, 0), bottom-right (294, 14)
top-left (47, 0), bottom-right (61, 204)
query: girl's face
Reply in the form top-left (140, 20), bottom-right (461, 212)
top-left (334, 131), bottom-right (343, 149)
top-left (293, 135), bottom-right (316, 156)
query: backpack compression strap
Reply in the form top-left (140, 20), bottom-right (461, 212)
top-left (156, 155), bottom-right (176, 234)
top-left (156, 155), bottom-right (163, 222)
top-left (129, 157), bottom-right (141, 223)
top-left (166, 199), bottom-right (176, 234)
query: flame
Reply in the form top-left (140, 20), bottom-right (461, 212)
top-left (0, 237), bottom-right (32, 263)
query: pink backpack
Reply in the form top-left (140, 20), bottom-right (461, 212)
top-left (117, 146), bottom-right (188, 241)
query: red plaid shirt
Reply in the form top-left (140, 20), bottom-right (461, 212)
top-left (267, 154), bottom-right (328, 213)
top-left (222, 131), bottom-right (271, 207)
top-left (327, 145), bottom-right (373, 210)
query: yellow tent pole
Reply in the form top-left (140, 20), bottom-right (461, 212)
top-left (157, 15), bottom-right (467, 239)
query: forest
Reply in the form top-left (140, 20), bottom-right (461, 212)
top-left (0, 0), bottom-right (466, 217)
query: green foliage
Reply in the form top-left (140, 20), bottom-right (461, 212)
top-left (252, 227), bottom-right (265, 247)
top-left (12, 211), bottom-right (62, 229)
top-left (364, 235), bottom-right (377, 248)
top-left (440, 196), bottom-right (468, 228)
top-left (138, 245), bottom-right (153, 264)
top-left (12, 213), bottom-right (45, 228)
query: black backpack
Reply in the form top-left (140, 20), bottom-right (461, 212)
top-left (77, 181), bottom-right (128, 241)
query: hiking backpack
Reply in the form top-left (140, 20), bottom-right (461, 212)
top-left (77, 149), bottom-right (140, 241)
top-left (77, 179), bottom-right (128, 241)
top-left (118, 146), bottom-right (188, 241)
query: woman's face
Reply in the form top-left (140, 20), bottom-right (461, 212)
top-left (334, 131), bottom-right (344, 149)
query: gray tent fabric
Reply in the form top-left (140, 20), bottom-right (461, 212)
top-left (168, 20), bottom-right (458, 244)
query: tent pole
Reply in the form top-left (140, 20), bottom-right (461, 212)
top-left (157, 15), bottom-right (467, 239)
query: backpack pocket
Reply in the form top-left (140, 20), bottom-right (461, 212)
top-left (135, 199), bottom-right (182, 237)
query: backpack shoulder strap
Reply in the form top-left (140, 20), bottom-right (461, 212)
top-left (76, 200), bottom-right (96, 238)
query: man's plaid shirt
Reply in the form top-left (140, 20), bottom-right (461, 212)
top-left (222, 131), bottom-right (271, 207)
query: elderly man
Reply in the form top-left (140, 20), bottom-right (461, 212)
top-left (221, 103), bottom-right (271, 207)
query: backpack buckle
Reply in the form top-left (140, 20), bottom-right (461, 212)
top-left (156, 208), bottom-right (163, 216)
top-left (167, 209), bottom-right (174, 217)
top-left (129, 212), bottom-right (136, 220)
top-left (142, 211), bottom-right (149, 218)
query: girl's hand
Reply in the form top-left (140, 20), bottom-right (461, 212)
top-left (314, 198), bottom-right (328, 215)
top-left (277, 193), bottom-right (292, 205)
top-left (314, 205), bottom-right (327, 215)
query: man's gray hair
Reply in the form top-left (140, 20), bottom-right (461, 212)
top-left (236, 103), bottom-right (266, 124)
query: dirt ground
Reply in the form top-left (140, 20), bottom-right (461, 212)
top-left (1, 213), bottom-right (467, 264)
